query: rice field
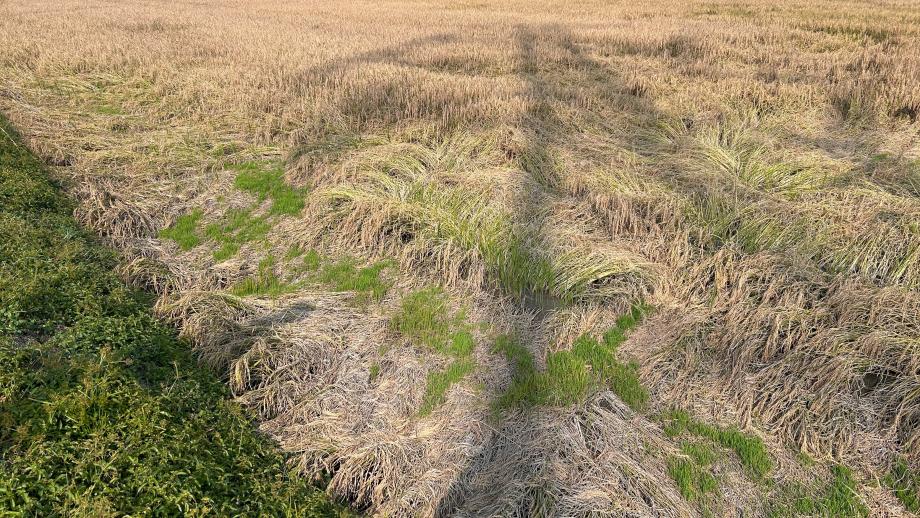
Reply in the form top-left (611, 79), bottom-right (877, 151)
top-left (2, 0), bottom-right (920, 515)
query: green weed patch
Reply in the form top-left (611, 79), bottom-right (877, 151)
top-left (392, 288), bottom-right (465, 355)
top-left (318, 257), bottom-right (395, 303)
top-left (770, 465), bottom-right (868, 517)
top-left (667, 449), bottom-right (719, 501)
top-left (205, 208), bottom-right (271, 261)
top-left (667, 456), bottom-right (715, 501)
top-left (285, 243), bottom-right (305, 260)
top-left (159, 161), bottom-right (306, 261)
top-left (494, 304), bottom-right (649, 410)
top-left (666, 442), bottom-right (720, 515)
top-left (159, 209), bottom-right (203, 250)
top-left (94, 103), bottom-right (124, 116)
top-left (285, 250), bottom-right (395, 302)
top-left (883, 459), bottom-right (920, 512)
top-left (663, 409), bottom-right (772, 480)
top-left (419, 358), bottom-right (476, 415)
top-left (392, 288), bottom-right (476, 415)
top-left (231, 161), bottom-right (307, 216)
top-left (368, 362), bottom-right (381, 381)
top-left (230, 255), bottom-right (295, 297)
top-left (302, 248), bottom-right (322, 271)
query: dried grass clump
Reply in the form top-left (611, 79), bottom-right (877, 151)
top-left (155, 290), bottom-right (265, 370)
top-left (440, 394), bottom-right (694, 517)
top-left (305, 160), bottom-right (658, 302)
top-left (636, 249), bottom-right (920, 465)
top-left (74, 177), bottom-right (162, 245)
top-left (828, 44), bottom-right (920, 122)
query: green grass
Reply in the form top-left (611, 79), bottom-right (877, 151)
top-left (419, 358), bottom-right (476, 415)
top-left (667, 454), bottom-right (719, 502)
top-left (158, 209), bottom-right (203, 250)
top-left (325, 178), bottom-right (572, 302)
top-left (230, 255), bottom-right (295, 298)
top-left (94, 104), bottom-right (124, 116)
top-left (159, 207), bottom-right (272, 262)
top-left (796, 451), bottom-right (816, 467)
top-left (490, 334), bottom-right (543, 408)
top-left (288, 251), bottom-right (396, 302)
top-left (160, 162), bottom-right (307, 261)
top-left (332, 171), bottom-right (657, 304)
top-left (663, 409), bottom-right (772, 480)
top-left (682, 441), bottom-right (719, 466)
top-left (492, 333), bottom-right (534, 372)
top-left (493, 304), bottom-right (649, 410)
top-left (391, 288), bottom-right (477, 415)
top-left (391, 288), bottom-right (460, 355)
top-left (542, 350), bottom-right (594, 404)
top-left (285, 244), bottom-right (305, 260)
top-left (576, 305), bottom-right (650, 409)
top-left (666, 441), bottom-right (720, 516)
top-left (317, 257), bottom-right (395, 302)
top-left (0, 117), bottom-right (347, 516)
top-left (231, 161), bottom-right (307, 216)
top-left (770, 465), bottom-right (868, 518)
top-left (205, 208), bottom-right (271, 261)
top-left (302, 249), bottom-right (322, 271)
top-left (883, 459), bottom-right (920, 512)
top-left (446, 329), bottom-right (476, 357)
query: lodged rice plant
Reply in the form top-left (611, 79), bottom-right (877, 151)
top-left (4, 0), bottom-right (920, 514)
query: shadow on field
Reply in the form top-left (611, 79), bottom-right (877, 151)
top-left (432, 23), bottom-right (666, 516)
top-left (303, 33), bottom-right (458, 80)
top-left (279, 20), bottom-right (671, 514)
